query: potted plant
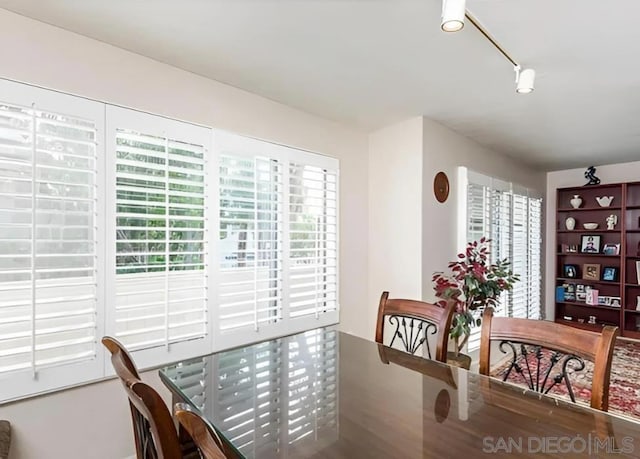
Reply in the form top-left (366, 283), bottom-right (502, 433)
top-left (432, 237), bottom-right (519, 360)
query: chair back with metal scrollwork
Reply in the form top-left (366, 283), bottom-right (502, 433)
top-left (479, 307), bottom-right (618, 411)
top-left (375, 291), bottom-right (455, 362)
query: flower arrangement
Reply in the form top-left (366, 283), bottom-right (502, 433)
top-left (432, 238), bottom-right (519, 355)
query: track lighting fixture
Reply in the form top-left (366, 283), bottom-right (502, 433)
top-left (515, 67), bottom-right (536, 94)
top-left (441, 5), bottom-right (537, 94)
top-left (441, 0), bottom-right (466, 32)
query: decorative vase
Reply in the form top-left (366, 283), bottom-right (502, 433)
top-left (570, 195), bottom-right (583, 209)
top-left (565, 217), bottom-right (576, 230)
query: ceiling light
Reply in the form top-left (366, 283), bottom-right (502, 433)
top-left (515, 67), bottom-right (536, 94)
top-left (441, 0), bottom-right (466, 32)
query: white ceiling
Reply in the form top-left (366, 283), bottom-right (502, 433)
top-left (2, 0), bottom-right (640, 170)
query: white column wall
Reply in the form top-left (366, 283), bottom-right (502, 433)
top-left (365, 117), bottom-right (424, 338)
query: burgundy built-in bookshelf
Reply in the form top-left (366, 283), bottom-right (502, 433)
top-left (555, 182), bottom-right (640, 339)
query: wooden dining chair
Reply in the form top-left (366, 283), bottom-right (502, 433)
top-left (102, 336), bottom-right (196, 459)
top-left (479, 307), bottom-right (619, 411)
top-left (375, 291), bottom-right (455, 362)
top-left (174, 404), bottom-right (228, 459)
top-left (125, 380), bottom-right (184, 459)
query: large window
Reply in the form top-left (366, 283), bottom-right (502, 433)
top-left (462, 168), bottom-right (542, 350)
top-left (0, 79), bottom-right (339, 401)
top-left (106, 106), bottom-right (213, 369)
top-left (215, 132), bottom-right (339, 349)
top-left (0, 80), bottom-right (105, 401)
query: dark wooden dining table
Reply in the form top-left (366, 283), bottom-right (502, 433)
top-left (159, 326), bottom-right (640, 458)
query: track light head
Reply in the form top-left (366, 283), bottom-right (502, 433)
top-left (515, 67), bottom-right (535, 94)
top-left (441, 0), bottom-right (466, 32)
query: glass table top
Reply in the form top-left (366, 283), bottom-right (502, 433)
top-left (160, 327), bottom-right (640, 458)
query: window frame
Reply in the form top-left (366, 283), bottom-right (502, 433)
top-left (457, 167), bottom-right (543, 351)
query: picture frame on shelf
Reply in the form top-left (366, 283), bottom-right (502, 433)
top-left (601, 266), bottom-right (618, 281)
top-left (636, 296), bottom-right (640, 311)
top-left (582, 263), bottom-right (601, 281)
top-left (563, 264), bottom-right (578, 278)
top-left (560, 243), bottom-right (579, 253)
top-left (576, 284), bottom-right (586, 302)
top-left (636, 260), bottom-right (640, 285)
top-left (602, 243), bottom-right (620, 256)
top-left (580, 235), bottom-right (601, 253)
top-left (563, 282), bottom-right (576, 301)
top-left (609, 296), bottom-right (621, 308)
top-left (586, 288), bottom-right (599, 306)
top-left (598, 296), bottom-right (608, 305)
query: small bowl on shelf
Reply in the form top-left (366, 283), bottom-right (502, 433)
top-left (583, 223), bottom-right (599, 230)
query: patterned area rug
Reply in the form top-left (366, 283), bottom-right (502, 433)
top-left (490, 339), bottom-right (640, 421)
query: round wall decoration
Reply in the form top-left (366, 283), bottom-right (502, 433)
top-left (433, 171), bottom-right (450, 203)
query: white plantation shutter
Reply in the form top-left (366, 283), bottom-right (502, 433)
top-left (106, 106), bottom-right (212, 369)
top-left (527, 196), bottom-right (543, 320)
top-left (288, 163), bottom-right (338, 318)
top-left (0, 80), bottom-right (104, 401)
top-left (214, 132), bottom-right (339, 350)
top-left (511, 192), bottom-right (528, 318)
top-left (467, 183), bottom-right (490, 244)
top-left (218, 152), bottom-right (284, 332)
top-left (463, 169), bottom-right (543, 351)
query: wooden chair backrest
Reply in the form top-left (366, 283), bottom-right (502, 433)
top-left (102, 336), bottom-right (181, 459)
top-left (102, 336), bottom-right (140, 380)
top-left (174, 404), bottom-right (228, 459)
top-left (375, 291), bottom-right (455, 362)
top-left (126, 381), bottom-right (183, 459)
top-left (479, 307), bottom-right (618, 411)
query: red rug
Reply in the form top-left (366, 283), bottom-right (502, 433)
top-left (490, 339), bottom-right (640, 421)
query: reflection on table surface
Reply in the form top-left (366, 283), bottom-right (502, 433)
top-left (160, 327), bottom-right (640, 458)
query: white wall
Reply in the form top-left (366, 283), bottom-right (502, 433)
top-left (421, 117), bottom-right (546, 301)
top-left (545, 160), bottom-right (640, 320)
top-left (0, 9), bottom-right (368, 459)
top-left (366, 117), bottom-right (424, 336)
